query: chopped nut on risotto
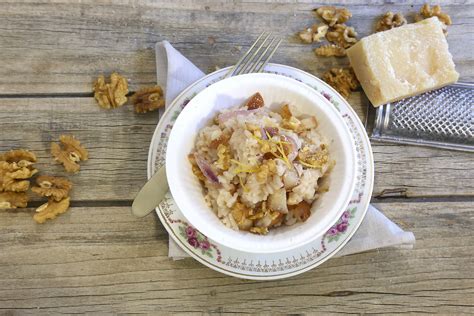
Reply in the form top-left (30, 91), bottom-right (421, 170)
top-left (189, 92), bottom-right (333, 235)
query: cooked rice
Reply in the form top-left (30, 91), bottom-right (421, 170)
top-left (189, 93), bottom-right (333, 234)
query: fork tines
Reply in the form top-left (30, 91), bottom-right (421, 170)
top-left (225, 32), bottom-right (282, 78)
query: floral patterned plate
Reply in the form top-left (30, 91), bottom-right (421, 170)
top-left (147, 64), bottom-right (374, 280)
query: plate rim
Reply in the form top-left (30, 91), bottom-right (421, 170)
top-left (147, 63), bottom-right (375, 280)
top-left (165, 72), bottom-right (358, 254)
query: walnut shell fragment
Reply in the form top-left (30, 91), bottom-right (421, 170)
top-left (32, 175), bottom-right (72, 202)
top-left (315, 6), bottom-right (352, 27)
top-left (34, 197), bottom-right (70, 224)
top-left (51, 135), bottom-right (89, 173)
top-left (130, 86), bottom-right (165, 113)
top-left (375, 12), bottom-right (407, 32)
top-left (322, 67), bottom-right (360, 99)
top-left (0, 192), bottom-right (28, 209)
top-left (93, 72), bottom-right (129, 109)
top-left (315, 44), bottom-right (346, 57)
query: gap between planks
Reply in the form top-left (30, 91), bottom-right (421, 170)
top-left (21, 195), bottom-right (474, 209)
top-left (0, 92), bottom-right (138, 98)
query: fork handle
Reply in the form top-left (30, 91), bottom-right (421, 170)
top-left (131, 165), bottom-right (168, 217)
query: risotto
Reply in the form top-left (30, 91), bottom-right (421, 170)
top-left (188, 92), bottom-right (333, 235)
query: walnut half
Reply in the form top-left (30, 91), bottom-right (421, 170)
top-left (315, 6), bottom-right (352, 27)
top-left (34, 197), bottom-right (70, 224)
top-left (32, 175), bottom-right (73, 202)
top-left (0, 151), bottom-right (38, 193)
top-left (131, 86), bottom-right (165, 113)
top-left (315, 44), bottom-right (346, 57)
top-left (322, 67), bottom-right (360, 99)
top-left (376, 12), bottom-right (407, 32)
top-left (93, 72), bottom-right (129, 109)
top-left (415, 4), bottom-right (452, 35)
top-left (51, 135), bottom-right (89, 173)
top-left (326, 24), bottom-right (357, 49)
top-left (0, 165), bottom-right (36, 192)
top-left (298, 24), bottom-right (329, 44)
top-left (0, 192), bottom-right (28, 209)
top-left (0, 149), bottom-right (37, 164)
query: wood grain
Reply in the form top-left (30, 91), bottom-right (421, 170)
top-left (0, 97), bottom-right (473, 202)
top-left (0, 1), bottom-right (472, 94)
top-left (1, 1), bottom-right (473, 314)
top-left (0, 201), bottom-right (472, 314)
top-left (0, 97), bottom-right (158, 202)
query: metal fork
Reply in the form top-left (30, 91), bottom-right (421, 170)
top-left (224, 32), bottom-right (282, 78)
top-left (132, 32), bottom-right (282, 218)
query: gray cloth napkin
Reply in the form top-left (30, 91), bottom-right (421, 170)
top-left (155, 41), bottom-right (416, 260)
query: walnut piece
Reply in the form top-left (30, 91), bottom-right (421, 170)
top-left (245, 92), bottom-right (264, 110)
top-left (279, 104), bottom-right (292, 120)
top-left (93, 72), bottom-right (129, 109)
top-left (315, 44), bottom-right (346, 57)
top-left (298, 145), bottom-right (329, 170)
top-left (32, 175), bottom-right (73, 202)
top-left (249, 226), bottom-right (268, 235)
top-left (298, 24), bottom-right (329, 44)
top-left (322, 67), bottom-right (360, 99)
top-left (288, 201), bottom-right (312, 223)
top-left (0, 161), bottom-right (38, 179)
top-left (209, 132), bottom-right (230, 149)
top-left (0, 149), bottom-right (37, 164)
top-left (376, 12), bottom-right (407, 32)
top-left (216, 144), bottom-right (231, 171)
top-left (298, 28), bottom-right (313, 44)
top-left (0, 175), bottom-right (30, 192)
top-left (229, 197), bottom-right (289, 235)
top-left (34, 197), bottom-right (70, 224)
top-left (130, 86), bottom-right (165, 113)
top-left (188, 154), bottom-right (206, 182)
top-left (315, 6), bottom-right (352, 27)
top-left (231, 202), bottom-right (253, 231)
top-left (0, 158), bottom-right (37, 193)
top-left (51, 135), bottom-right (89, 173)
top-left (326, 24), bottom-right (357, 48)
top-left (0, 192), bottom-right (28, 209)
top-left (415, 4), bottom-right (451, 35)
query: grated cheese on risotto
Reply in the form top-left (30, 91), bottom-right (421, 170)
top-left (189, 92), bottom-right (333, 235)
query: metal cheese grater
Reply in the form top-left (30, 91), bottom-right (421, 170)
top-left (366, 82), bottom-right (474, 152)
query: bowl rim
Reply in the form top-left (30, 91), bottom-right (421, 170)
top-left (166, 72), bottom-right (357, 254)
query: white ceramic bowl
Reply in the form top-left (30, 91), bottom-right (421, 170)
top-left (166, 73), bottom-right (357, 254)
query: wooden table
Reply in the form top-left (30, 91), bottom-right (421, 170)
top-left (1, 1), bottom-right (473, 314)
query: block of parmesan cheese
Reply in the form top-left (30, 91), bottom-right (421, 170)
top-left (347, 17), bottom-right (459, 107)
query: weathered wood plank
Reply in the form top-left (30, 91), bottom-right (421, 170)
top-left (0, 97), bottom-right (472, 201)
top-left (0, 1), bottom-right (472, 315)
top-left (0, 1), bottom-right (472, 94)
top-left (0, 97), bottom-right (158, 202)
top-left (0, 201), bottom-right (472, 314)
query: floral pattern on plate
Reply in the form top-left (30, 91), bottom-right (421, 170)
top-left (148, 64), bottom-right (374, 280)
